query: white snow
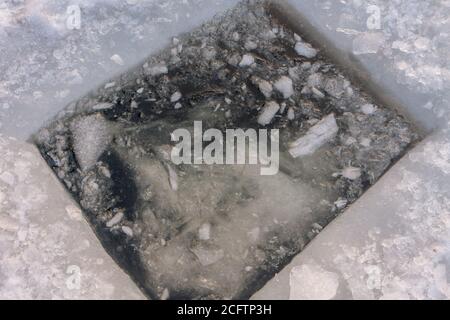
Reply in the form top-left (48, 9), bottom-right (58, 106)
top-left (239, 54), bottom-right (255, 67)
top-left (289, 114), bottom-right (339, 158)
top-left (257, 101), bottom-right (280, 126)
top-left (274, 76), bottom-right (294, 99)
top-left (295, 42), bottom-right (318, 58)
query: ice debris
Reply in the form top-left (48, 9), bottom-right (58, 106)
top-left (274, 76), bottom-right (294, 99)
top-left (287, 107), bottom-right (295, 120)
top-left (92, 102), bottom-right (114, 111)
top-left (295, 42), bottom-right (318, 58)
top-left (257, 101), bottom-right (280, 126)
top-left (289, 114), bottom-right (339, 158)
top-left (110, 54), bottom-right (124, 66)
top-left (257, 79), bottom-right (273, 98)
top-left (360, 104), bottom-right (377, 115)
top-left (70, 115), bottom-right (114, 171)
top-left (198, 223), bottom-right (211, 241)
top-left (148, 63), bottom-right (168, 76)
top-left (341, 167), bottom-right (362, 180)
top-left (170, 91), bottom-right (182, 103)
top-left (107, 211), bottom-right (124, 228)
top-left (121, 226), bottom-right (134, 237)
top-left (239, 54), bottom-right (255, 67)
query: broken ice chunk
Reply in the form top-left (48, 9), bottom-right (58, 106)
top-left (147, 63), bottom-right (168, 76)
top-left (239, 54), bottom-right (255, 67)
top-left (121, 226), bottom-right (134, 237)
top-left (110, 54), bottom-right (124, 66)
top-left (245, 40), bottom-right (258, 50)
top-left (341, 167), bottom-right (361, 180)
top-left (258, 79), bottom-right (273, 98)
top-left (106, 211), bottom-right (124, 228)
top-left (287, 107), bottom-right (295, 120)
top-left (324, 77), bottom-right (345, 98)
top-left (295, 42), bottom-right (318, 58)
top-left (198, 223), bottom-right (211, 241)
top-left (257, 101), bottom-right (280, 126)
top-left (70, 114), bottom-right (114, 171)
top-left (311, 87), bottom-right (325, 99)
top-left (274, 76), bottom-right (294, 99)
top-left (92, 102), bottom-right (114, 111)
top-left (334, 198), bottom-right (348, 209)
top-left (160, 288), bottom-right (170, 300)
top-left (360, 103), bottom-right (377, 115)
top-left (170, 91), bottom-right (182, 103)
top-left (289, 114), bottom-right (339, 158)
top-left (104, 82), bottom-right (116, 89)
top-left (359, 137), bottom-right (371, 147)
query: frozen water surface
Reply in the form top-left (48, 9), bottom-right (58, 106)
top-left (34, 0), bottom-right (419, 299)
